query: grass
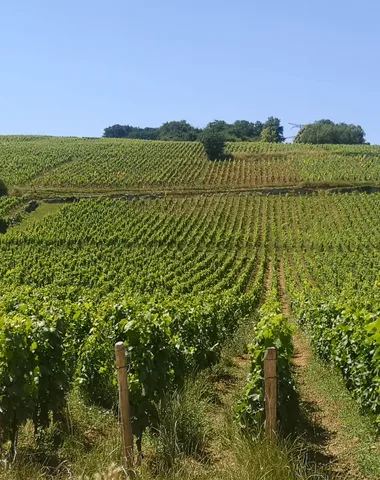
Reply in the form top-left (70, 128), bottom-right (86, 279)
top-left (136, 361), bottom-right (329, 480)
top-left (0, 391), bottom-right (121, 479)
top-left (293, 330), bottom-right (380, 479)
top-left (138, 422), bottom-right (327, 480)
top-left (9, 202), bottom-right (66, 232)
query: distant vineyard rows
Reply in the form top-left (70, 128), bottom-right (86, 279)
top-left (1, 136), bottom-right (380, 191)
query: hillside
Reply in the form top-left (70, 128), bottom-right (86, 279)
top-left (1, 136), bottom-right (380, 196)
top-left (1, 137), bottom-right (380, 479)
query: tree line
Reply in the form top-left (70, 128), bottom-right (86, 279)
top-left (103, 118), bottom-right (367, 145)
top-left (103, 117), bottom-right (285, 143)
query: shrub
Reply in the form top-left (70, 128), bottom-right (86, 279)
top-left (200, 129), bottom-right (226, 161)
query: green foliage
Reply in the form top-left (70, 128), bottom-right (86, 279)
top-left (0, 197), bottom-right (23, 232)
top-left (236, 288), bottom-right (295, 431)
top-left (294, 120), bottom-right (366, 144)
top-left (260, 127), bottom-right (278, 143)
top-left (0, 305), bottom-right (68, 450)
top-left (103, 124), bottom-right (134, 138)
top-left (0, 179), bottom-right (7, 196)
top-left (203, 119), bottom-right (265, 141)
top-left (0, 194), bottom-right (269, 450)
top-left (0, 292), bottom-right (258, 451)
top-left (76, 293), bottom-right (257, 440)
top-left (103, 124), bottom-right (159, 140)
top-left (158, 121), bottom-right (201, 141)
top-left (3, 137), bottom-right (380, 190)
top-left (232, 120), bottom-right (264, 140)
top-left (200, 129), bottom-right (226, 160)
top-left (1, 190), bottom-right (380, 458)
top-left (102, 118), bottom-right (279, 142)
top-left (294, 294), bottom-right (380, 425)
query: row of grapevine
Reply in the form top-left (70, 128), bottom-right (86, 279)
top-left (276, 194), bottom-right (380, 425)
top-left (0, 196), bottom-right (269, 450)
top-left (0, 196), bottom-right (22, 219)
top-left (2, 136), bottom-right (380, 191)
top-left (1, 192), bottom-right (380, 450)
top-left (0, 196), bottom-right (23, 232)
top-left (236, 259), bottom-right (295, 431)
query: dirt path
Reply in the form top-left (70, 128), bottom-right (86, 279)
top-left (264, 258), bottom-right (273, 294)
top-left (11, 183), bottom-right (380, 201)
top-left (277, 258), bottom-right (380, 479)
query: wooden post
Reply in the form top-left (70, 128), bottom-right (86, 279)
top-left (115, 342), bottom-right (134, 472)
top-left (264, 347), bottom-right (277, 438)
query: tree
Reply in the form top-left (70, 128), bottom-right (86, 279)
top-left (128, 127), bottom-right (159, 140)
top-left (206, 120), bottom-right (263, 141)
top-left (158, 120), bottom-right (200, 141)
top-left (103, 124), bottom-right (133, 138)
top-left (263, 117), bottom-right (285, 143)
top-left (260, 127), bottom-right (278, 143)
top-left (316, 119), bottom-right (334, 125)
top-left (200, 129), bottom-right (226, 161)
top-left (206, 120), bottom-right (229, 133)
top-left (251, 121), bottom-right (264, 139)
top-left (232, 120), bottom-right (263, 141)
top-left (294, 120), bottom-right (366, 144)
top-left (103, 124), bottom-right (160, 140)
top-left (102, 117), bottom-right (283, 142)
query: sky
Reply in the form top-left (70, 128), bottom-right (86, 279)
top-left (1, 0), bottom-right (380, 143)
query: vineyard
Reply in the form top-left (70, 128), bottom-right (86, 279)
top-left (2, 136), bottom-right (380, 194)
top-left (0, 193), bottom-right (379, 449)
top-left (0, 196), bottom-right (24, 232)
top-left (0, 137), bottom-right (380, 477)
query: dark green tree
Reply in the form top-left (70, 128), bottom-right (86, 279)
top-left (102, 118), bottom-right (283, 142)
top-left (128, 127), bottom-right (159, 140)
top-left (103, 124), bottom-right (159, 139)
top-left (158, 120), bottom-right (200, 141)
top-left (206, 120), bottom-right (229, 133)
top-left (232, 120), bottom-right (263, 141)
top-left (294, 120), bottom-right (365, 144)
top-left (200, 129), bottom-right (226, 161)
top-left (103, 124), bottom-right (134, 138)
top-left (316, 119), bottom-right (334, 125)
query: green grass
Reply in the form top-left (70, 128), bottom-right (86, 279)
top-left (294, 331), bottom-right (380, 479)
top-left (0, 390), bottom-right (121, 479)
top-left (8, 202), bottom-right (66, 232)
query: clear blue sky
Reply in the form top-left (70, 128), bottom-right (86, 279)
top-left (1, 0), bottom-right (379, 142)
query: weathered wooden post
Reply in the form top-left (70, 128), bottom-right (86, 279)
top-left (115, 341), bottom-right (134, 473)
top-left (264, 346), bottom-right (277, 438)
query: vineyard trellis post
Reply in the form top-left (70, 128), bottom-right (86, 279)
top-left (115, 342), bottom-right (134, 473)
top-left (264, 347), bottom-right (277, 438)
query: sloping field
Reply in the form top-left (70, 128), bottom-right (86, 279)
top-left (1, 137), bottom-right (380, 477)
top-left (2, 136), bottom-right (380, 194)
top-left (1, 193), bottom-right (378, 313)
top-left (1, 194), bottom-right (380, 449)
